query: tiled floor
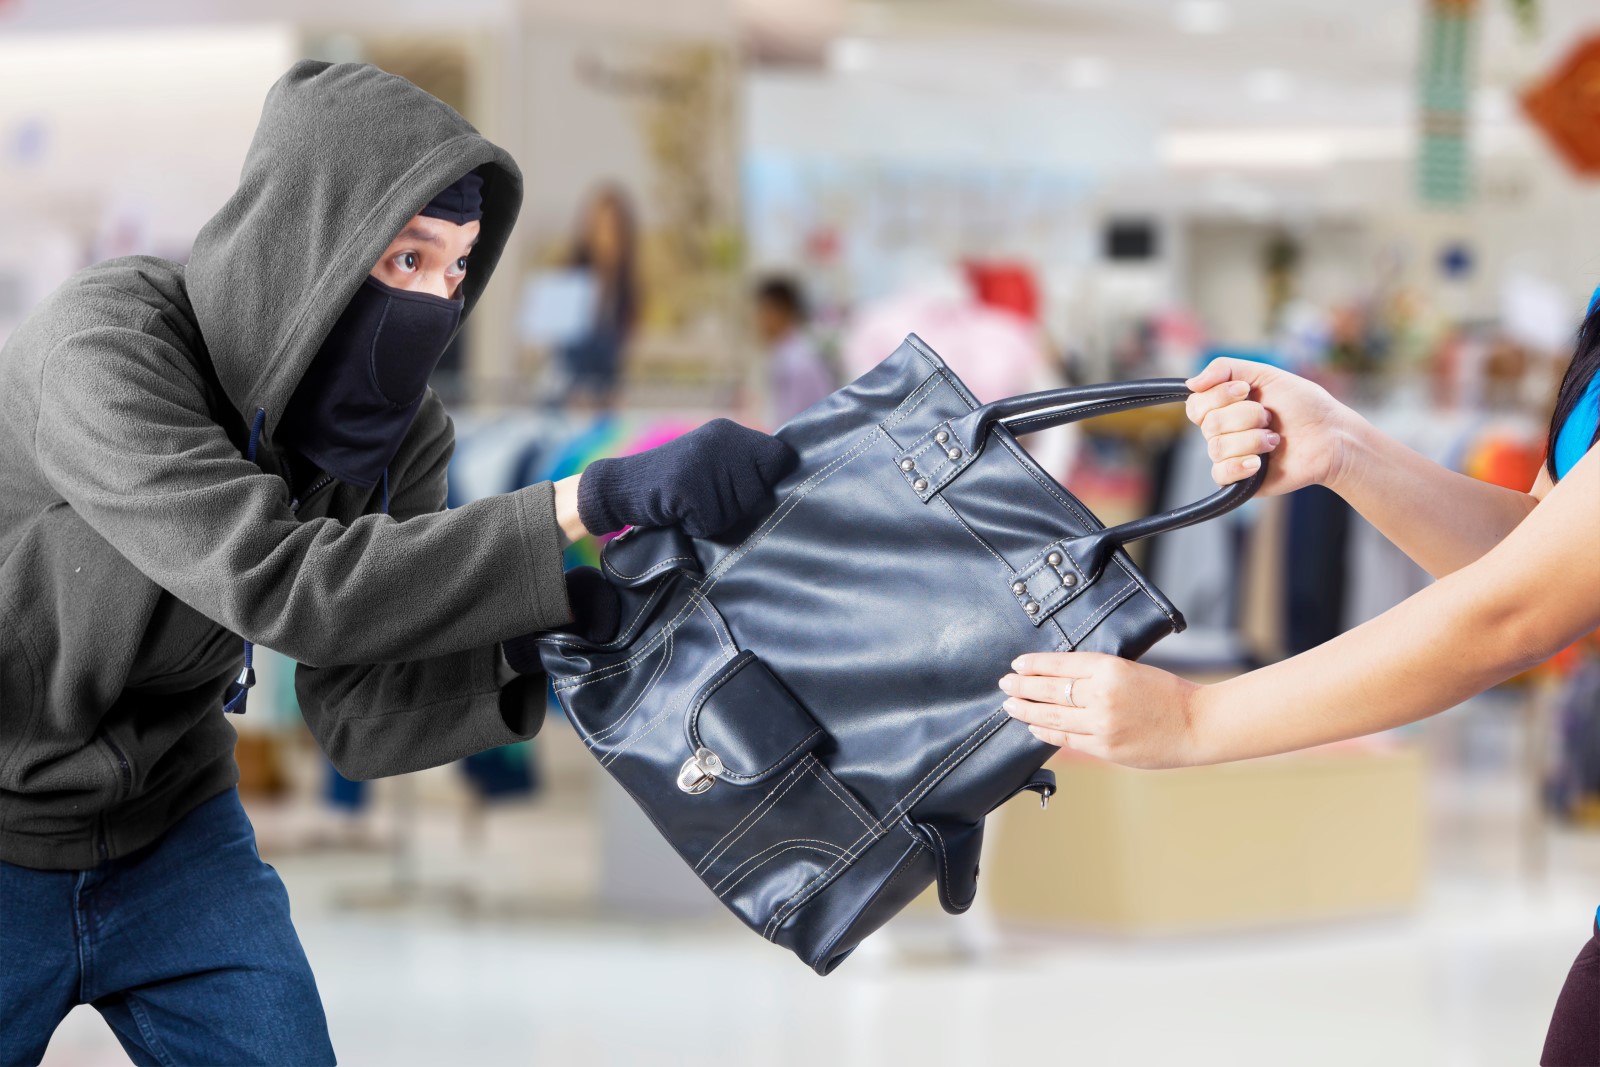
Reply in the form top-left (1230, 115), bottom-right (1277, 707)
top-left (37, 872), bottom-right (1592, 1066)
top-left (34, 701), bottom-right (1600, 1066)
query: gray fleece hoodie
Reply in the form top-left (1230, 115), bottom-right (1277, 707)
top-left (0, 61), bottom-right (572, 870)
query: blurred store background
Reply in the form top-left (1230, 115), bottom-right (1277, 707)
top-left (3, 0), bottom-right (1599, 1064)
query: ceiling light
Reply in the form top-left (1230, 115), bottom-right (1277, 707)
top-left (1064, 56), bottom-right (1109, 90)
top-left (828, 37), bottom-right (874, 73)
top-left (1175, 1), bottom-right (1229, 35)
top-left (1246, 68), bottom-right (1293, 103)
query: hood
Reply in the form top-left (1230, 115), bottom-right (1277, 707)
top-left (187, 60), bottom-right (522, 438)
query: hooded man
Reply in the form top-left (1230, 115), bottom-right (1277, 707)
top-left (0, 62), bottom-right (793, 1065)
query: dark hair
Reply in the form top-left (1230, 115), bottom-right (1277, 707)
top-left (755, 276), bottom-right (807, 320)
top-left (1546, 299), bottom-right (1600, 481)
top-left (569, 183), bottom-right (639, 335)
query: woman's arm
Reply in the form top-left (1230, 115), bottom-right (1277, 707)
top-left (999, 446), bottom-right (1600, 768)
top-left (1325, 412), bottom-right (1541, 577)
top-left (1187, 359), bottom-right (1540, 578)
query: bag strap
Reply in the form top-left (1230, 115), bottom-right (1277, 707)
top-left (895, 379), bottom-right (1266, 627)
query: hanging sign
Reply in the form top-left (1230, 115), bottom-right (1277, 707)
top-left (1418, 0), bottom-right (1479, 206)
top-left (1522, 34), bottom-right (1600, 178)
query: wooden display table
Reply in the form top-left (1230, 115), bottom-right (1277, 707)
top-left (980, 744), bottom-right (1424, 932)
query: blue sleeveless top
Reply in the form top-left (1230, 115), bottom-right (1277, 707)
top-left (1562, 291), bottom-right (1600, 930)
top-left (1552, 368), bottom-right (1599, 481)
top-left (1557, 287), bottom-right (1600, 481)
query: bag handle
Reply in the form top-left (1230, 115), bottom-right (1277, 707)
top-left (948, 377), bottom-right (1265, 551)
top-left (926, 379), bottom-right (1266, 626)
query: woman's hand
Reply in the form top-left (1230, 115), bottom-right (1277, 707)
top-left (999, 652), bottom-right (1205, 769)
top-left (1185, 358), bottom-right (1356, 496)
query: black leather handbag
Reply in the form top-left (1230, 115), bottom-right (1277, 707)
top-left (536, 334), bottom-right (1262, 974)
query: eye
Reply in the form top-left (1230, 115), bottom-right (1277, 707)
top-left (395, 251), bottom-right (419, 272)
top-left (451, 255), bottom-right (470, 275)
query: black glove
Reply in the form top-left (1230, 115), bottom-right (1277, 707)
top-left (577, 418), bottom-right (798, 538)
top-left (503, 567), bottom-right (620, 674)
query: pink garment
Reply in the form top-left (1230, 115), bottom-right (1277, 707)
top-left (841, 289), bottom-right (1073, 478)
top-left (841, 291), bottom-right (1047, 405)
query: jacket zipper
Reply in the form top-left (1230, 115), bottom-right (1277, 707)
top-left (98, 735), bottom-right (133, 861)
top-left (289, 474), bottom-right (335, 515)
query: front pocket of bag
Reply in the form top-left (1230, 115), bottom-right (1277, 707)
top-left (575, 641), bottom-right (882, 938)
top-left (697, 754), bottom-right (883, 935)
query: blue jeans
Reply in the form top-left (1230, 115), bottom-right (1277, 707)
top-left (0, 788), bottom-right (335, 1066)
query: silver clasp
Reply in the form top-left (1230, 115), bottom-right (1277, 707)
top-left (676, 747), bottom-right (724, 795)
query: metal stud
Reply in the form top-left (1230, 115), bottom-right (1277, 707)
top-left (1023, 600), bottom-right (1041, 616)
top-left (899, 458), bottom-right (915, 471)
top-left (913, 478), bottom-right (929, 492)
top-left (947, 447), bottom-right (962, 461)
top-left (1046, 552), bottom-right (1063, 567)
top-left (934, 430), bottom-right (949, 445)
top-left (1062, 573), bottom-right (1078, 588)
top-left (1011, 580), bottom-right (1027, 595)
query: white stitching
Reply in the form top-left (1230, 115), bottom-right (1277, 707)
top-left (536, 578), bottom-right (674, 652)
top-left (600, 650), bottom-right (730, 767)
top-left (763, 711), bottom-right (1007, 936)
top-left (933, 494), bottom-right (1009, 571)
top-left (718, 844), bottom-right (851, 899)
top-left (715, 730), bottom-right (822, 782)
top-left (559, 365), bottom-right (944, 688)
top-left (603, 551), bottom-right (696, 582)
top-left (555, 584), bottom-right (709, 691)
top-left (683, 652), bottom-right (755, 748)
top-left (806, 834), bottom-right (927, 966)
top-left (805, 762), bottom-right (875, 832)
top-left (762, 709), bottom-right (1008, 939)
top-left (585, 631), bottom-right (672, 745)
top-left (701, 429), bottom-right (883, 588)
top-left (1068, 581), bottom-right (1138, 645)
top-left (695, 594), bottom-right (733, 654)
top-left (884, 372), bottom-right (945, 428)
top-left (694, 758), bottom-right (815, 874)
top-left (711, 837), bottom-right (850, 896)
top-left (991, 430), bottom-right (1182, 630)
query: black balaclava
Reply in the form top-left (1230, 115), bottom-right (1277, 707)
top-left (277, 170), bottom-right (484, 490)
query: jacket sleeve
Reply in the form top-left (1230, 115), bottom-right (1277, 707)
top-left (34, 326), bottom-right (572, 668)
top-left (289, 395), bottom-right (558, 779)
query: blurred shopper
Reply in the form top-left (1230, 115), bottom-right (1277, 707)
top-left (1001, 290), bottom-right (1600, 1067)
top-left (558, 183), bottom-right (640, 409)
top-left (841, 267), bottom-right (1075, 477)
top-left (755, 275), bottom-right (835, 425)
top-left (0, 62), bottom-right (792, 1066)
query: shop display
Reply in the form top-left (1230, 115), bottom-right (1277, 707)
top-left (533, 335), bottom-right (1262, 973)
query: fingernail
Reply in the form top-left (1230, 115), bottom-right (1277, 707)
top-left (1265, 432), bottom-right (1281, 447)
top-left (1003, 699), bottom-right (1020, 714)
top-left (1242, 455), bottom-right (1261, 471)
top-left (1011, 657), bottom-right (1025, 672)
top-left (1228, 381), bottom-right (1249, 397)
top-left (1028, 726), bottom-right (1049, 742)
top-left (998, 676), bottom-right (1016, 694)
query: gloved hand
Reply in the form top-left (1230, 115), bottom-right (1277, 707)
top-left (503, 567), bottom-right (621, 673)
top-left (577, 419), bottom-right (798, 538)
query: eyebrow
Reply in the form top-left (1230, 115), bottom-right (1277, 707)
top-left (394, 226), bottom-right (480, 253)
